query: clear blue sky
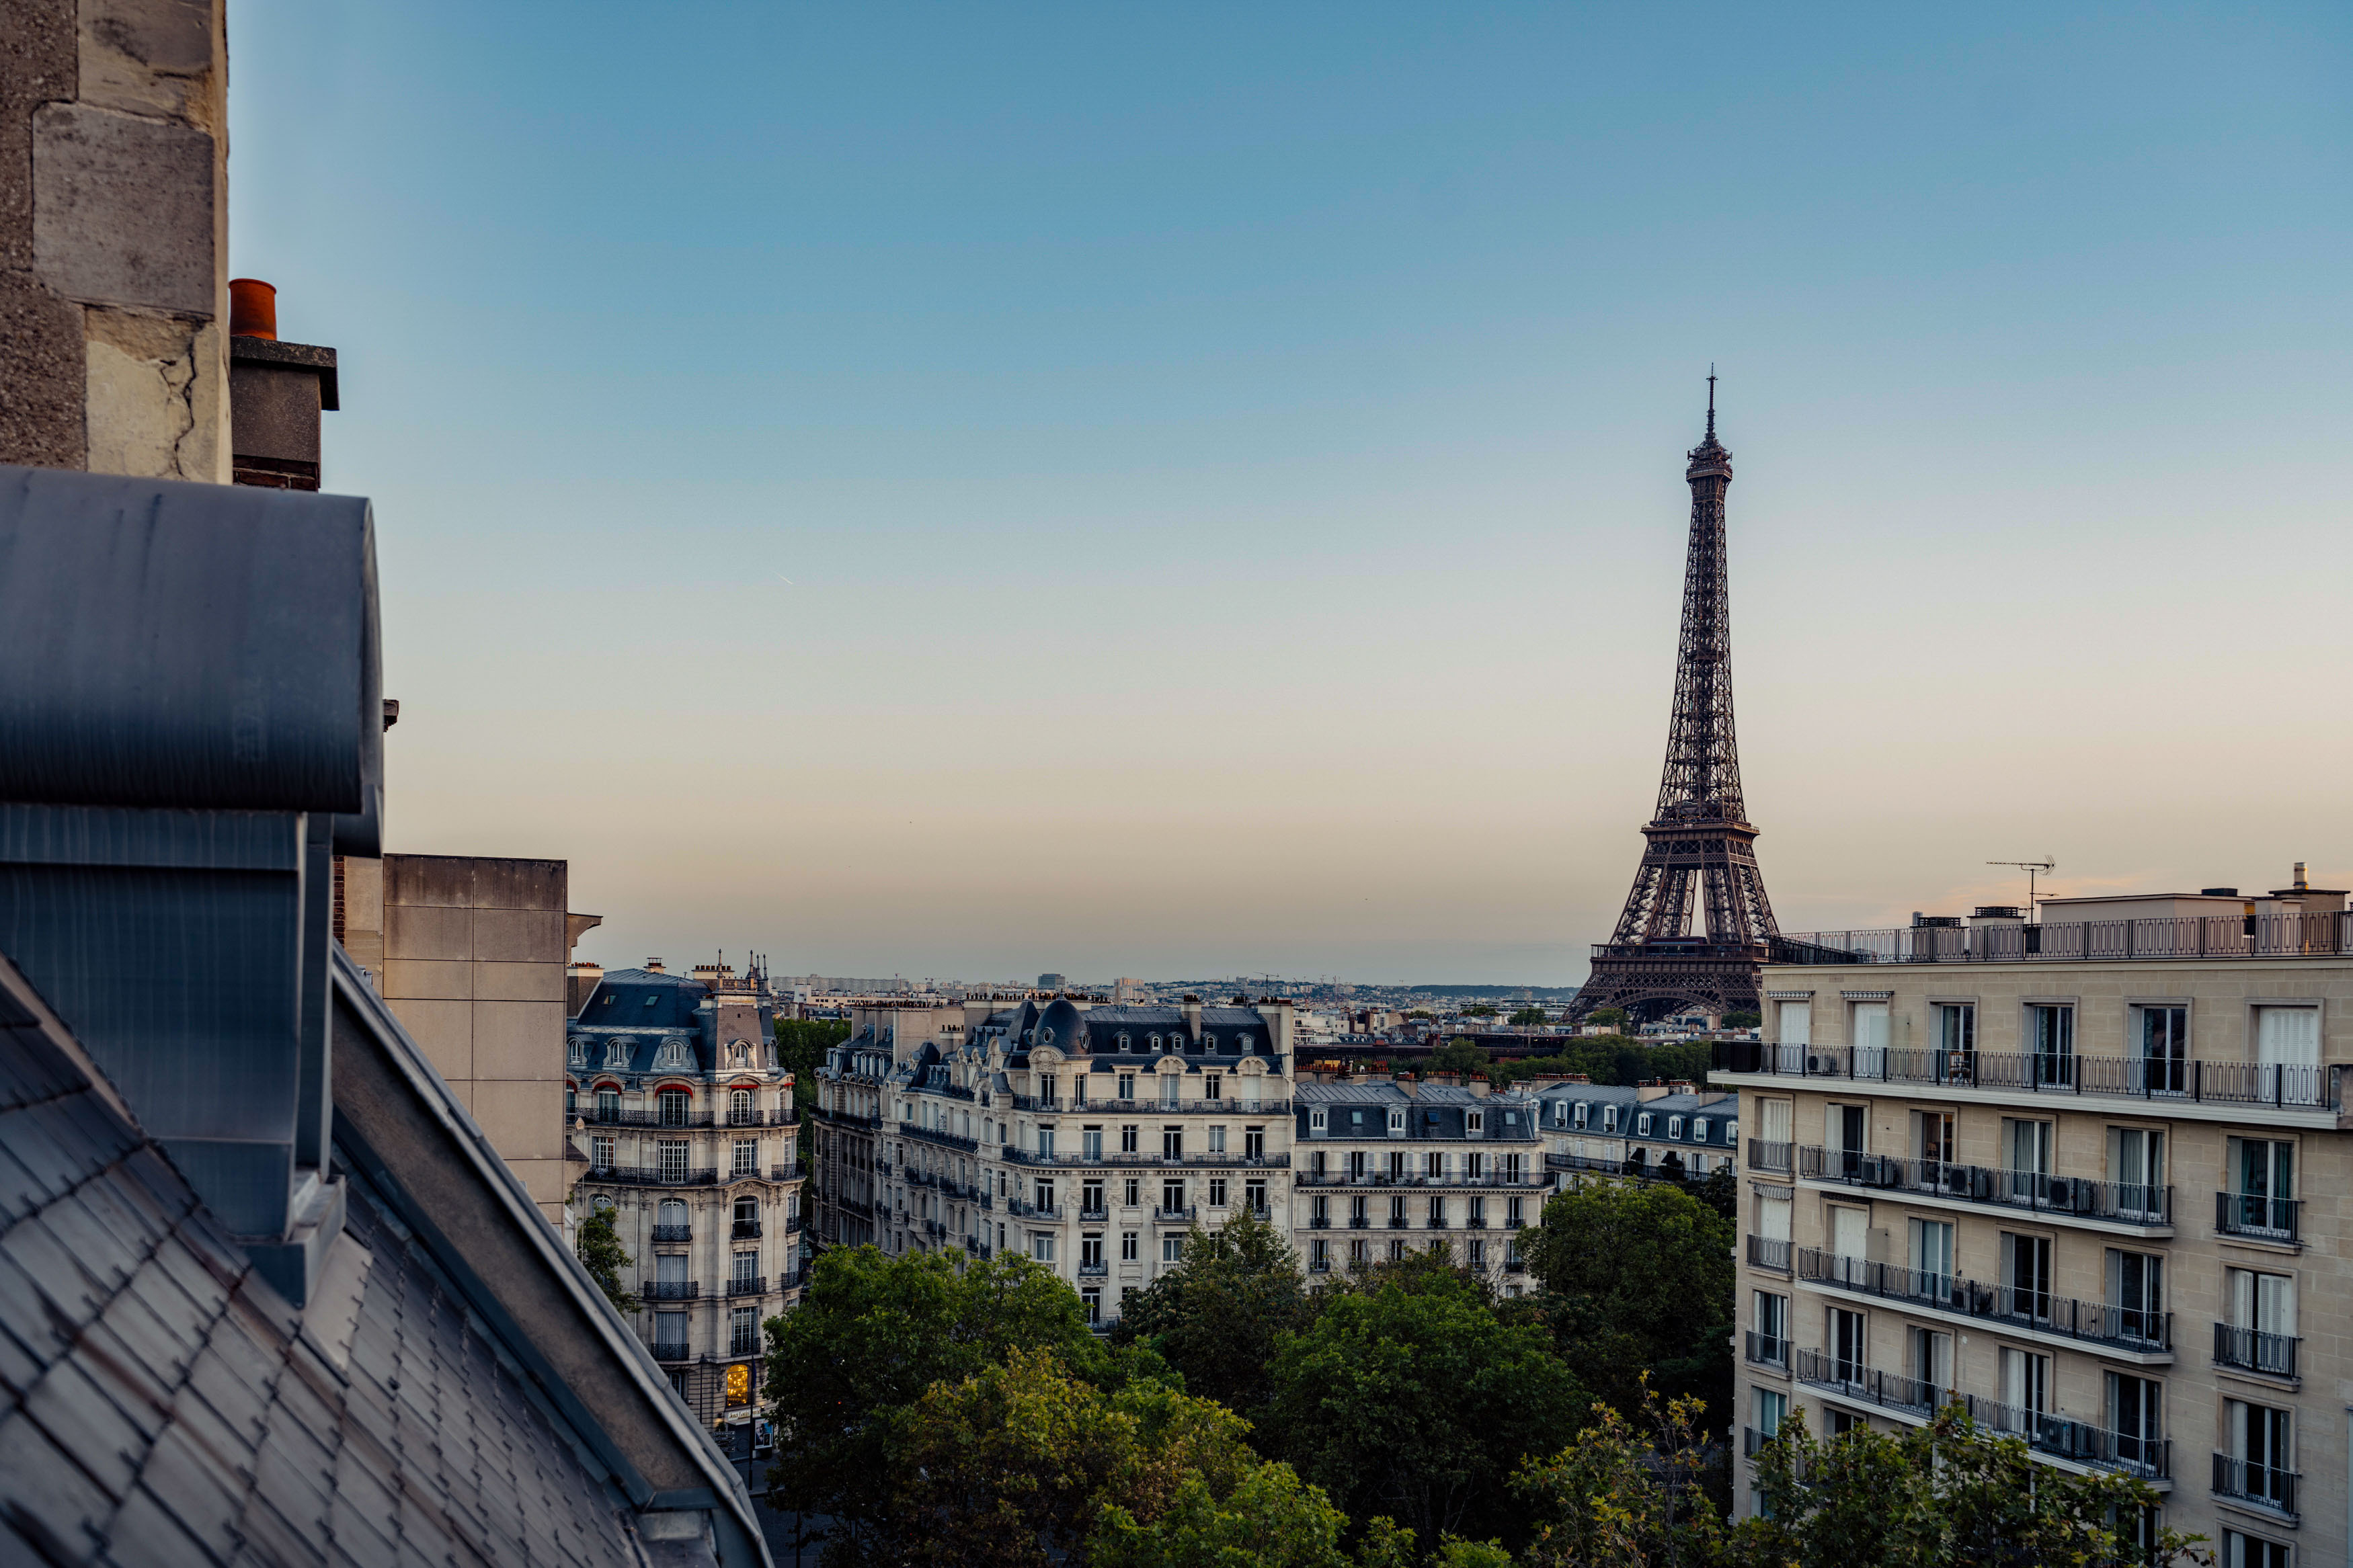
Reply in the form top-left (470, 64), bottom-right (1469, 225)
top-left (229, 2), bottom-right (2352, 983)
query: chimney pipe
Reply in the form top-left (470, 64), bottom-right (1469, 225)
top-left (2295, 861), bottom-right (2309, 891)
top-left (229, 277), bottom-right (278, 339)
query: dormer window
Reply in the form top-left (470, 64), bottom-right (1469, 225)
top-left (1236, 1033), bottom-right (1252, 1049)
top-left (656, 1038), bottom-right (692, 1069)
top-left (1117, 1034), bottom-right (1131, 1050)
top-left (1387, 1108), bottom-right (1406, 1133)
top-left (1601, 1106), bottom-right (1619, 1132)
top-left (604, 1041), bottom-right (629, 1070)
top-left (1147, 1034), bottom-right (1160, 1049)
top-left (1572, 1102), bottom-right (1588, 1128)
top-left (1199, 1034), bottom-right (1214, 1050)
top-left (1636, 1112), bottom-right (1654, 1137)
top-left (1310, 1108), bottom-right (1327, 1131)
top-left (1466, 1111), bottom-right (1484, 1134)
top-left (1725, 1122), bottom-right (1738, 1144)
top-left (1667, 1115), bottom-right (1685, 1141)
top-left (567, 1040), bottom-right (585, 1067)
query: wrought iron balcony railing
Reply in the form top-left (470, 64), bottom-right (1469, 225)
top-left (2212, 1323), bottom-right (2299, 1378)
top-left (2212, 1454), bottom-right (2297, 1518)
top-left (2215, 1192), bottom-right (2301, 1242)
top-left (1713, 1040), bottom-right (2334, 1112)
top-left (650, 1224), bottom-right (692, 1243)
top-left (1797, 1248), bottom-right (2171, 1354)
top-left (1797, 1147), bottom-right (2171, 1227)
top-left (644, 1280), bottom-right (699, 1301)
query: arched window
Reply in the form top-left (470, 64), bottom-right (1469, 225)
top-left (604, 1040), bottom-right (629, 1069)
top-left (731, 1087), bottom-right (754, 1124)
top-left (595, 1087), bottom-right (619, 1121)
top-left (658, 1089), bottom-right (691, 1127)
top-left (658, 1198), bottom-right (687, 1227)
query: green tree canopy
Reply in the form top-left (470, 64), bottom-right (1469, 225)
top-left (1507, 1006), bottom-right (1550, 1027)
top-left (1722, 1009), bottom-right (1762, 1029)
top-left (763, 1245), bottom-right (1107, 1555)
top-left (1462, 1005), bottom-right (1501, 1018)
top-left (1427, 1038), bottom-right (1488, 1077)
top-left (1517, 1180), bottom-right (1734, 1422)
top-left (1113, 1206), bottom-right (1314, 1424)
top-left (573, 1204), bottom-right (636, 1313)
top-left (1585, 1006), bottom-right (1628, 1030)
top-left (1267, 1266), bottom-right (1586, 1550)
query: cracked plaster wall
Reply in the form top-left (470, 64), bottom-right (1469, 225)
top-left (1, 0), bottom-right (229, 481)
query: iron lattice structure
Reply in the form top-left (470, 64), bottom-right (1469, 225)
top-left (1574, 388), bottom-right (1780, 1023)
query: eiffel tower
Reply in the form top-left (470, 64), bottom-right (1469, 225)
top-left (1573, 378), bottom-right (1780, 1024)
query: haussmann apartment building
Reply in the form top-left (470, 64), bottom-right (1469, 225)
top-left (1713, 875), bottom-right (2353, 1568)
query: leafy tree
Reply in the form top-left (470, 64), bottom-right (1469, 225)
top-left (1517, 1180), bottom-right (1733, 1426)
top-left (1406, 1009), bottom-right (1435, 1021)
top-left (1092, 1457), bottom-right (1354, 1568)
top-left (1267, 1266), bottom-right (1586, 1550)
top-left (776, 1016), bottom-right (850, 1172)
top-left (1515, 1386), bottom-right (1730, 1568)
top-left (575, 1205), bottom-right (637, 1313)
top-left (1744, 1407), bottom-right (2212, 1567)
top-left (1721, 1009), bottom-right (1761, 1030)
top-left (763, 1245), bottom-right (1107, 1557)
top-left (1692, 1163), bottom-right (1738, 1223)
top-left (1508, 1005), bottom-right (1550, 1027)
top-left (1113, 1206), bottom-right (1314, 1424)
top-left (1462, 1005), bottom-right (1501, 1019)
top-left (1427, 1038), bottom-right (1488, 1077)
top-left (1586, 1006), bottom-right (1629, 1031)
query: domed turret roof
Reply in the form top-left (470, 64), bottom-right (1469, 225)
top-left (1034, 997), bottom-right (1088, 1053)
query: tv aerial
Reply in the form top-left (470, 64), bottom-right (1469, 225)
top-left (1987, 858), bottom-right (2057, 915)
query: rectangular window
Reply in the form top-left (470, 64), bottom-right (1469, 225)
top-left (2227, 1137), bottom-right (2297, 1236)
top-left (1776, 1000), bottom-right (1812, 1048)
top-left (733, 1139), bottom-right (757, 1175)
top-left (1035, 1179), bottom-right (1054, 1212)
top-left (2138, 1005), bottom-right (2188, 1093)
top-left (1245, 1179), bottom-right (1265, 1212)
top-left (1123, 1178), bottom-right (1140, 1208)
top-left (1386, 1150), bottom-right (1406, 1182)
top-left (1909, 1324), bottom-right (1951, 1391)
top-left (592, 1135), bottom-right (615, 1169)
top-left (1907, 1216), bottom-right (1955, 1299)
top-left (1163, 1179), bottom-right (1186, 1212)
top-left (1031, 1232), bottom-right (1055, 1264)
top-left (1083, 1127), bottom-right (1104, 1161)
top-left (2109, 1248), bottom-right (2163, 1345)
top-left (1037, 1126), bottom-right (1055, 1158)
top-left (1913, 1108), bottom-right (1955, 1165)
top-left (1753, 1386), bottom-right (1787, 1440)
top-left (1082, 1288), bottom-right (1101, 1324)
top-left (2225, 1399), bottom-right (2295, 1509)
top-left (1425, 1151), bottom-right (1443, 1179)
top-left (2106, 1371), bottom-right (2163, 1470)
top-left (1082, 1180), bottom-right (1104, 1212)
top-left (1081, 1235), bottom-right (1103, 1268)
top-left (1667, 1116), bottom-right (1684, 1141)
top-left (1507, 1196), bottom-right (1523, 1227)
top-left (2108, 1126), bottom-right (2166, 1222)
top-left (2221, 1532), bottom-right (2292, 1568)
top-left (1850, 999), bottom-right (1889, 1060)
top-left (1826, 1307), bottom-right (1864, 1382)
top-left (1209, 1125), bottom-right (1227, 1154)
top-left (2225, 1267), bottom-right (2298, 1375)
top-left (1350, 1195), bottom-right (1367, 1225)
top-left (657, 1139), bottom-right (688, 1182)
top-left (1205, 1075), bottom-right (1222, 1100)
top-left (1162, 1127), bottom-right (1183, 1159)
top-left (1121, 1124), bottom-right (1139, 1153)
top-left (1311, 1238), bottom-right (1328, 1270)
top-left (1468, 1195), bottom-right (1486, 1226)
top-left (1162, 1235), bottom-right (1183, 1263)
top-left (1935, 1002), bottom-right (1975, 1057)
top-left (1118, 1073), bottom-right (1136, 1100)
top-left (1466, 1151), bottom-right (1485, 1182)
top-left (2028, 1003), bottom-right (2075, 1087)
top-left (1349, 1239), bottom-right (1366, 1264)
top-left (1428, 1194), bottom-right (1446, 1224)
top-left (1998, 1346), bottom-right (2050, 1415)
top-left (730, 1305), bottom-right (758, 1356)
top-left (1572, 1102), bottom-right (1589, 1129)
top-left (733, 1251), bottom-right (758, 1285)
top-left (1389, 1194), bottom-right (1406, 1225)
top-left (1469, 1238), bottom-right (1486, 1267)
top-left (1121, 1230), bottom-right (1139, 1260)
top-left (1244, 1126), bottom-right (1265, 1159)
top-left (1208, 1178), bottom-right (1228, 1208)
top-left (2003, 1231), bottom-right (2053, 1321)
top-left (1160, 1075), bottom-right (1179, 1107)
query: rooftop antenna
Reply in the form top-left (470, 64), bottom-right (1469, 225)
top-left (1987, 858), bottom-right (2057, 918)
top-left (1706, 364), bottom-right (1716, 438)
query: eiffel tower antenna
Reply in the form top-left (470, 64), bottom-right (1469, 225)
top-left (1572, 380), bottom-right (1779, 1024)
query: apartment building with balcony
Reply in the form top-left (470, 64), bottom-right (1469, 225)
top-left (567, 964), bottom-right (805, 1427)
top-left (813, 995), bottom-right (1299, 1326)
top-left (1714, 885), bottom-right (2353, 1566)
top-left (1294, 1081), bottom-right (1545, 1289)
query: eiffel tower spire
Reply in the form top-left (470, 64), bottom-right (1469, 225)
top-left (1573, 382), bottom-right (1779, 1023)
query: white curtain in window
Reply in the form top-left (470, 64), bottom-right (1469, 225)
top-left (2256, 1006), bottom-right (2319, 1066)
top-left (1851, 1001), bottom-right (1889, 1051)
top-left (1757, 1190), bottom-right (1792, 1243)
top-left (1777, 1001), bottom-right (1812, 1046)
top-left (1759, 1098), bottom-right (1791, 1144)
top-left (1831, 1205), bottom-right (1867, 1258)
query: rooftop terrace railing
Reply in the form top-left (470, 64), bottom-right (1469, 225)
top-left (1763, 911), bottom-right (2352, 966)
top-left (1714, 1041), bottom-right (2334, 1112)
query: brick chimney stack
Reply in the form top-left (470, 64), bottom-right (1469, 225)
top-left (228, 280), bottom-right (340, 489)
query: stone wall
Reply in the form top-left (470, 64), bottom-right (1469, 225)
top-left (1, 0), bottom-right (230, 479)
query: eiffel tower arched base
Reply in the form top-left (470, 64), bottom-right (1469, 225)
top-left (1571, 948), bottom-right (1763, 1025)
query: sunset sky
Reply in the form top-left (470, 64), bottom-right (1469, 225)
top-left (227, 2), bottom-right (2352, 983)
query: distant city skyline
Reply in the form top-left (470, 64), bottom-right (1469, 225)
top-left (225, 2), bottom-right (2353, 983)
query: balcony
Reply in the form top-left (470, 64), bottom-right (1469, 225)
top-left (1746, 1235), bottom-right (1792, 1272)
top-left (1309, 1216), bottom-right (1332, 1229)
top-left (1543, 1151), bottom-right (1624, 1177)
top-left (2213, 1323), bottom-right (2299, 1380)
top-left (781, 1212), bottom-right (804, 1234)
top-left (1793, 1347), bottom-right (1939, 1419)
top-left (1747, 1139), bottom-right (1794, 1173)
top-left (1001, 1148), bottom-right (1292, 1171)
top-left (1297, 1169), bottom-right (1544, 1189)
top-left (1427, 1215), bottom-right (1450, 1229)
top-left (727, 1276), bottom-right (767, 1296)
top-left (1503, 1256), bottom-right (1526, 1274)
top-left (1386, 1214), bottom-right (1410, 1229)
top-left (1464, 1216), bottom-right (1488, 1229)
top-left (1008, 1200), bottom-right (1064, 1221)
top-left (584, 1166), bottom-right (719, 1188)
top-left (1155, 1206), bottom-right (1197, 1224)
top-left (725, 1110), bottom-right (796, 1127)
top-left (1797, 1147), bottom-right (2171, 1231)
top-left (732, 1219), bottom-right (762, 1239)
top-left (2212, 1454), bottom-right (2298, 1519)
top-left (651, 1342), bottom-right (692, 1362)
top-left (1744, 1331), bottom-right (1789, 1370)
top-left (1078, 1262), bottom-right (1109, 1278)
top-left (1078, 1206), bottom-right (1109, 1223)
top-left (1763, 910), bottom-right (2353, 966)
top-left (644, 1281), bottom-right (699, 1301)
top-left (1308, 1257), bottom-right (1332, 1273)
top-left (906, 1123), bottom-right (980, 1153)
top-left (1796, 1248), bottom-right (2171, 1358)
top-left (1742, 1426), bottom-right (1777, 1458)
top-left (2215, 1192), bottom-right (2300, 1243)
top-left (1712, 1040), bottom-right (2336, 1116)
top-left (651, 1225), bottom-right (692, 1243)
top-left (1348, 1216), bottom-right (1370, 1229)
top-left (1791, 1351), bottom-right (2167, 1479)
top-left (582, 1107), bottom-right (717, 1128)
top-left (1061, 1096), bottom-right (1296, 1116)
top-left (769, 1165), bottom-right (800, 1182)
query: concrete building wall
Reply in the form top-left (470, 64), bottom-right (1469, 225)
top-left (371, 854), bottom-right (575, 1222)
top-left (2, 0), bottom-right (232, 479)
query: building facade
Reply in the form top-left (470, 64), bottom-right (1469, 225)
top-left (809, 996), bottom-right (1554, 1325)
top-left (1713, 893), bottom-right (2353, 1566)
top-left (567, 964), bottom-right (805, 1427)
